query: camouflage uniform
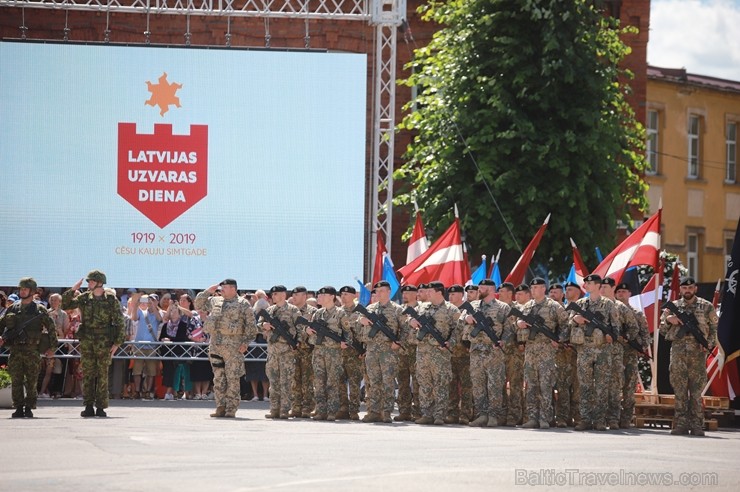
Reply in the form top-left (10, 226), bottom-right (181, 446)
top-left (412, 301), bottom-right (459, 423)
top-left (397, 303), bottom-right (422, 420)
top-left (502, 303), bottom-right (525, 425)
top-left (195, 291), bottom-right (257, 416)
top-left (448, 313), bottom-right (472, 423)
top-left (1, 300), bottom-right (57, 411)
top-left (308, 306), bottom-right (347, 419)
top-left (361, 300), bottom-right (406, 421)
top-left (62, 288), bottom-right (125, 410)
top-left (605, 300), bottom-right (639, 427)
top-left (520, 298), bottom-right (568, 427)
top-left (292, 303), bottom-right (317, 417)
top-left (463, 298), bottom-right (511, 426)
top-left (259, 302), bottom-right (300, 417)
top-left (568, 297), bottom-right (619, 429)
top-left (660, 297), bottom-right (718, 432)
top-left (555, 345), bottom-right (580, 426)
top-left (621, 306), bottom-right (650, 427)
top-left (338, 305), bottom-right (363, 418)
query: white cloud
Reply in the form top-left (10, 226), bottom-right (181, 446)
top-left (649, 0), bottom-right (740, 81)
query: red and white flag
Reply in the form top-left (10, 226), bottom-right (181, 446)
top-left (569, 237), bottom-right (590, 288)
top-left (668, 261), bottom-right (681, 302)
top-left (629, 272), bottom-right (663, 333)
top-left (592, 208), bottom-right (661, 283)
top-left (372, 231), bottom-right (387, 285)
top-left (406, 211), bottom-right (429, 264)
top-left (398, 218), bottom-right (470, 287)
top-left (504, 214), bottom-right (550, 286)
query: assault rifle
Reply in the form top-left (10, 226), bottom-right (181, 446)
top-left (352, 304), bottom-right (400, 344)
top-left (256, 309), bottom-right (298, 350)
top-left (508, 306), bottom-right (560, 343)
top-left (1, 310), bottom-right (47, 345)
top-left (295, 316), bottom-right (345, 346)
top-left (402, 305), bottom-right (452, 352)
top-left (458, 301), bottom-right (501, 345)
top-left (565, 303), bottom-right (618, 340)
top-left (661, 301), bottom-right (710, 351)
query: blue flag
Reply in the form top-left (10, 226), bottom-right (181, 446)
top-left (382, 254), bottom-right (401, 300)
top-left (491, 262), bottom-right (502, 288)
top-left (566, 264), bottom-right (578, 285)
top-left (595, 246), bottom-right (604, 263)
top-left (470, 257), bottom-right (487, 286)
top-left (356, 279), bottom-right (371, 306)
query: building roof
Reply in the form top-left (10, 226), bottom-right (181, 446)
top-left (647, 65), bottom-right (740, 95)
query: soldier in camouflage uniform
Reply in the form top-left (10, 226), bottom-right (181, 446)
top-left (464, 284), bottom-right (480, 302)
top-left (258, 285), bottom-right (300, 419)
top-left (548, 283), bottom-right (565, 304)
top-left (600, 277), bottom-right (640, 429)
top-left (304, 286), bottom-right (348, 421)
top-left (446, 284), bottom-right (473, 425)
top-left (568, 274), bottom-right (619, 431)
top-left (357, 280), bottom-right (406, 423)
top-left (62, 270), bottom-right (125, 417)
top-left (462, 279), bottom-right (511, 427)
top-left (0, 278), bottom-right (57, 418)
top-left (290, 286), bottom-right (316, 418)
top-left (499, 282), bottom-right (525, 426)
top-left (515, 278), bottom-right (568, 429)
top-left (409, 281), bottom-right (459, 425)
top-left (395, 284), bottom-right (421, 421)
top-left (615, 282), bottom-right (651, 428)
top-left (555, 281), bottom-right (582, 427)
top-left (195, 279), bottom-right (257, 418)
top-left (661, 277), bottom-right (719, 436)
top-left (337, 286), bottom-right (363, 420)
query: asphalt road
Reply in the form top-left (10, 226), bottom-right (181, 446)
top-left (1, 399), bottom-right (738, 492)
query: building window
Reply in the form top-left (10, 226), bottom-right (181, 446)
top-left (687, 233), bottom-right (699, 279)
top-left (688, 115), bottom-right (700, 179)
top-left (647, 110), bottom-right (659, 175)
top-left (727, 122), bottom-right (737, 183)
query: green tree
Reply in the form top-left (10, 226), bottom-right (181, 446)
top-left (395, 0), bottom-right (648, 275)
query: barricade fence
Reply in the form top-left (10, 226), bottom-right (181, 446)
top-left (0, 339), bottom-right (268, 362)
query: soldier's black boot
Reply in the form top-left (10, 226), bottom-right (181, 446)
top-left (81, 404), bottom-right (95, 417)
top-left (11, 407), bottom-right (25, 418)
top-left (24, 406), bottom-right (34, 418)
top-left (96, 407), bottom-right (107, 418)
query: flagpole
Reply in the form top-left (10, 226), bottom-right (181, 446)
top-left (702, 354), bottom-right (720, 396)
top-left (650, 271), bottom-right (660, 395)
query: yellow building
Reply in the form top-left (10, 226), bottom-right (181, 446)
top-left (645, 66), bottom-right (740, 283)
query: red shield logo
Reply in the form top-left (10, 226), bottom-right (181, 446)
top-left (117, 123), bottom-right (208, 228)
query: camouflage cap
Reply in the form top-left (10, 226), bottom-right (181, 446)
top-left (86, 270), bottom-right (107, 284)
top-left (18, 277), bottom-right (37, 290)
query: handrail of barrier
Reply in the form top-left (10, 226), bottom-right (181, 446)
top-left (0, 339), bottom-right (267, 362)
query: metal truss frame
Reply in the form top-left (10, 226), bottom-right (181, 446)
top-left (0, 0), bottom-right (406, 275)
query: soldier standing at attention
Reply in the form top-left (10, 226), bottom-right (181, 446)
top-left (446, 284), bottom-right (473, 425)
top-left (499, 281), bottom-right (525, 426)
top-left (195, 279), bottom-right (257, 418)
top-left (395, 284), bottom-right (421, 422)
top-left (290, 286), bottom-right (317, 419)
top-left (555, 281), bottom-right (582, 427)
top-left (410, 281), bottom-right (459, 425)
top-left (548, 284), bottom-right (565, 305)
top-left (568, 274), bottom-right (619, 431)
top-left (600, 277), bottom-right (639, 429)
top-left (305, 286), bottom-right (348, 421)
top-left (259, 285), bottom-right (301, 419)
top-left (336, 286), bottom-right (363, 421)
top-left (462, 280), bottom-right (511, 427)
top-left (615, 282), bottom-right (651, 429)
top-left (62, 270), bottom-right (125, 418)
top-left (515, 278), bottom-right (568, 429)
top-left (661, 277), bottom-right (718, 436)
top-left (357, 280), bottom-right (406, 423)
top-left (464, 284), bottom-right (480, 302)
top-left (0, 278), bottom-right (57, 418)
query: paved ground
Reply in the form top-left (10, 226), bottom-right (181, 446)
top-left (1, 399), bottom-right (739, 492)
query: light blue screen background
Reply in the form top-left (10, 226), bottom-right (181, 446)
top-left (0, 41), bottom-right (367, 289)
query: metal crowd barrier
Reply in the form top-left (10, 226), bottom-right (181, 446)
top-left (0, 339), bottom-right (268, 362)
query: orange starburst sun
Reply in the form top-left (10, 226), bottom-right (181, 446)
top-left (145, 72), bottom-right (182, 116)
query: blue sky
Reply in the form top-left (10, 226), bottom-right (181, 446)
top-left (649, 0), bottom-right (740, 81)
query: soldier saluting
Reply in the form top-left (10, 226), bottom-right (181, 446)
top-left (62, 270), bottom-right (125, 418)
top-left (0, 278), bottom-right (57, 418)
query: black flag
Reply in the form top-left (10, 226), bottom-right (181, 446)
top-left (719, 216), bottom-right (740, 367)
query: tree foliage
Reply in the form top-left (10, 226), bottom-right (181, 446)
top-left (395, 0), bottom-right (648, 275)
